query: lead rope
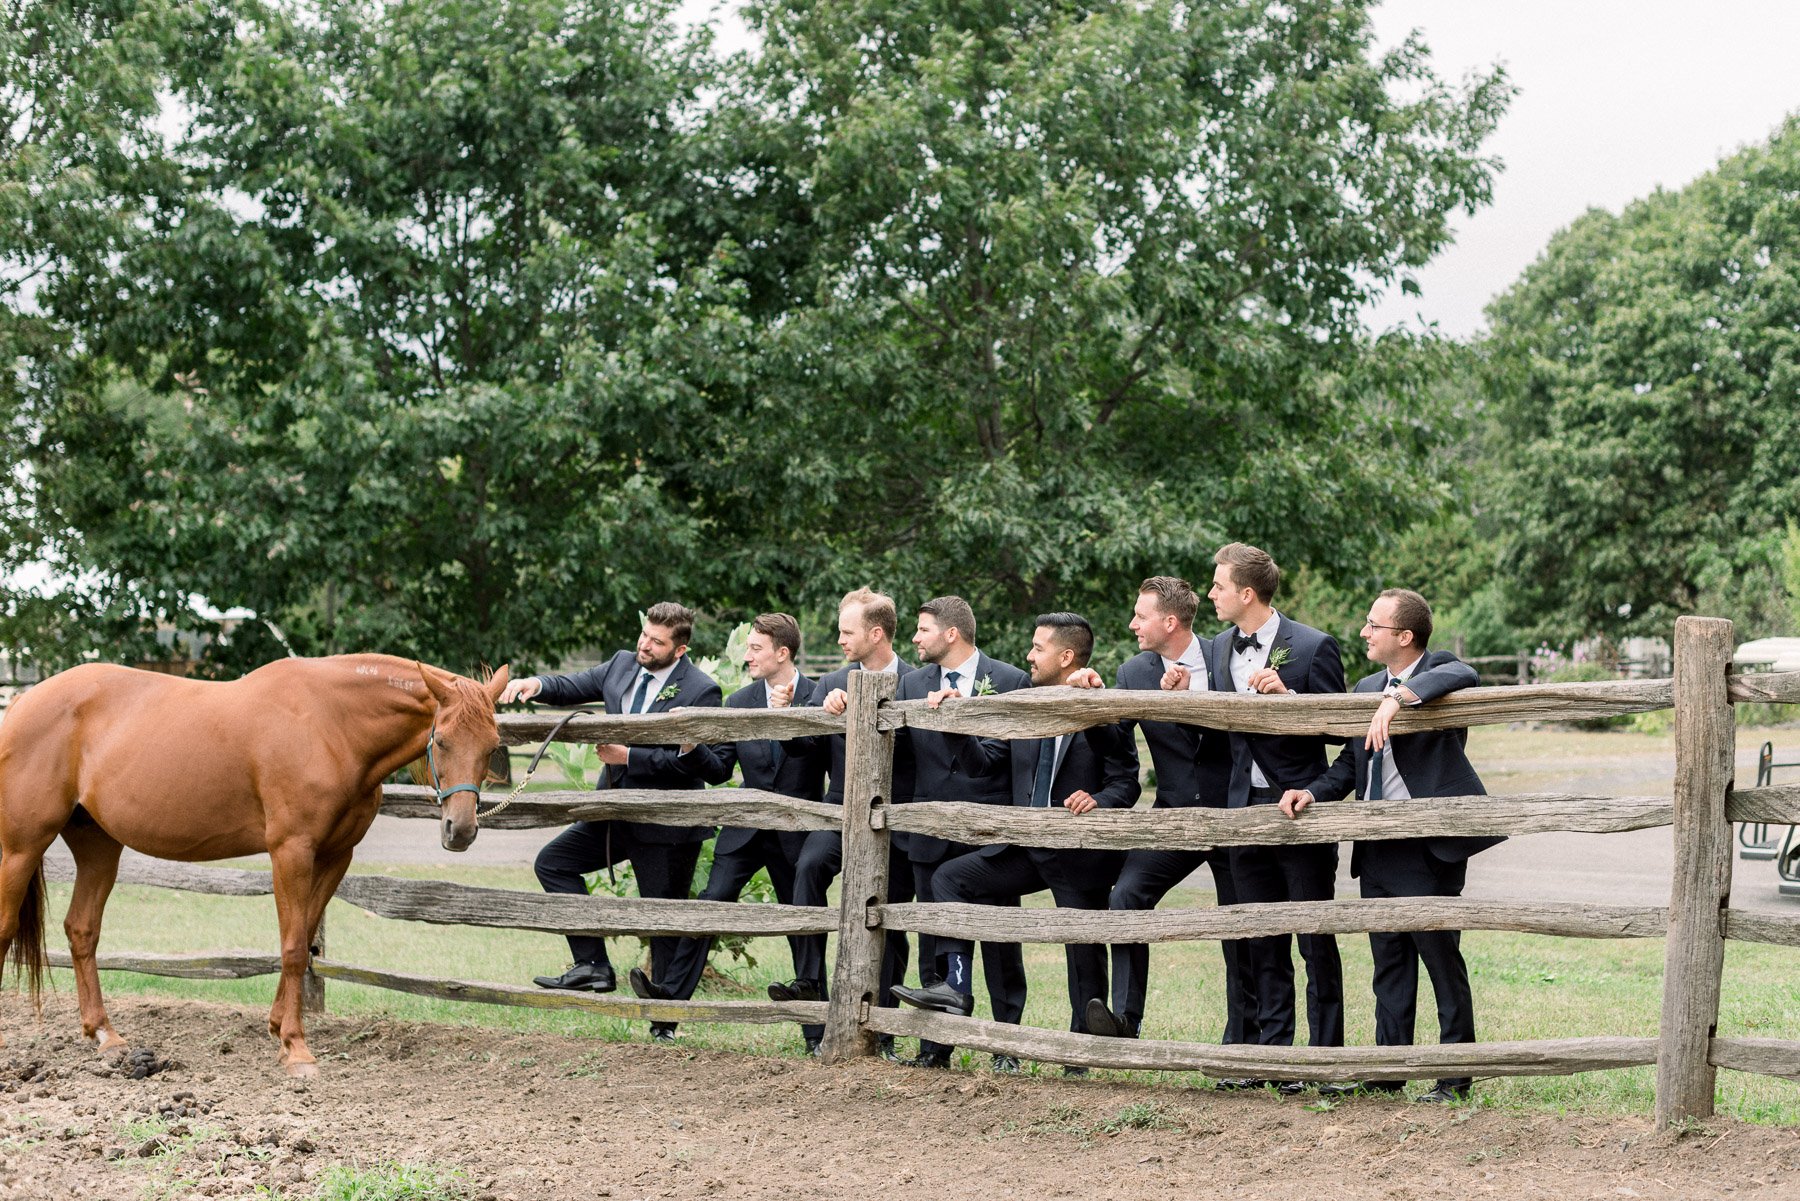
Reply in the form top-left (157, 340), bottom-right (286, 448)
top-left (477, 709), bottom-right (594, 821)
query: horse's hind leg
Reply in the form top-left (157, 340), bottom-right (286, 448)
top-left (0, 834), bottom-right (57, 1049)
top-left (59, 814), bottom-right (128, 1051)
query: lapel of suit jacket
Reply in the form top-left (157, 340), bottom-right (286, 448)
top-left (605, 653), bottom-right (634, 715)
top-left (1271, 616), bottom-right (1301, 688)
top-left (647, 658), bottom-right (690, 714)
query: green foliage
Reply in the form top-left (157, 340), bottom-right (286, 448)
top-left (312, 1161), bottom-right (471, 1201)
top-left (1482, 117), bottom-right (1800, 644)
top-left (3, 1), bottom-right (1510, 673)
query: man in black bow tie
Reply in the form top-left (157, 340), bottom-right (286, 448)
top-left (1279, 588), bottom-right (1502, 1103)
top-left (1205, 543), bottom-right (1346, 1089)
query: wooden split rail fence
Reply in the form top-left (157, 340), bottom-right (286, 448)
top-left (40, 616), bottom-right (1800, 1128)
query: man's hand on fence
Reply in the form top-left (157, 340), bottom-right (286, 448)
top-left (594, 744), bottom-right (629, 767)
top-left (1278, 789), bottom-right (1314, 818)
top-left (1063, 789), bottom-right (1098, 815)
top-left (822, 688), bottom-right (848, 715)
top-left (768, 681), bottom-right (794, 708)
top-left (925, 687), bottom-right (960, 708)
top-left (1066, 668), bottom-right (1105, 689)
top-left (1160, 665), bottom-right (1191, 691)
top-left (1365, 695), bottom-right (1403, 751)
top-left (498, 677), bottom-right (542, 704)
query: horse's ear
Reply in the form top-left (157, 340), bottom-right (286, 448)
top-left (417, 662), bottom-right (456, 709)
top-left (485, 665), bottom-right (511, 706)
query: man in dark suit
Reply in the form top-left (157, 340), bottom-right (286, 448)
top-left (894, 613), bottom-right (1139, 1066)
top-left (628, 612), bottom-right (826, 1041)
top-left (499, 602), bottom-right (722, 1017)
top-left (776, 587), bottom-right (916, 1056)
top-left (1280, 588), bottom-right (1502, 1103)
top-left (1206, 542), bottom-right (1347, 1086)
top-left (1067, 576), bottom-right (1258, 1045)
top-left (891, 595), bottom-right (1031, 1068)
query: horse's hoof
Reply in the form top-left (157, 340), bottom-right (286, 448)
top-left (91, 1030), bottom-right (130, 1056)
top-left (283, 1059), bottom-right (319, 1079)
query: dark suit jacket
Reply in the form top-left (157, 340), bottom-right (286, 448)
top-left (1303, 649), bottom-right (1504, 873)
top-left (892, 652), bottom-right (1031, 863)
top-left (805, 658), bottom-right (916, 806)
top-left (952, 716), bottom-right (1140, 882)
top-left (685, 674), bottom-right (826, 860)
top-left (533, 650), bottom-right (723, 844)
top-left (1208, 616), bottom-right (1346, 807)
top-left (1115, 648), bottom-right (1232, 808)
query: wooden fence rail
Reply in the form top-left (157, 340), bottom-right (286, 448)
top-left (36, 620), bottom-right (1800, 1126)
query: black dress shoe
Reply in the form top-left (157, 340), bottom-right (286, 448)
top-left (908, 1048), bottom-right (952, 1069)
top-left (878, 1035), bottom-right (904, 1063)
top-left (1084, 998), bottom-right (1125, 1038)
top-left (991, 1054), bottom-right (1021, 1074)
top-left (767, 978), bottom-right (823, 1003)
top-left (532, 962), bottom-right (616, 992)
top-left (891, 981), bottom-right (974, 1016)
top-left (1277, 1080), bottom-right (1311, 1096)
top-left (1317, 1080), bottom-right (1404, 1099)
top-left (1415, 1085), bottom-right (1470, 1104)
top-left (628, 967), bottom-right (672, 1001)
top-left (1063, 1065), bottom-right (1090, 1078)
top-left (649, 1026), bottom-right (678, 1044)
top-left (804, 1036), bottom-right (823, 1057)
top-left (1212, 1077), bottom-right (1271, 1091)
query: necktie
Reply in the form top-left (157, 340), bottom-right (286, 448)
top-left (1030, 737), bottom-right (1056, 807)
top-left (1368, 748), bottom-right (1385, 801)
top-left (1233, 633), bottom-right (1262, 654)
top-left (945, 670), bottom-right (962, 693)
top-left (629, 670), bottom-right (653, 714)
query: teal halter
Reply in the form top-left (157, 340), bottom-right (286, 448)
top-left (426, 725), bottom-right (482, 805)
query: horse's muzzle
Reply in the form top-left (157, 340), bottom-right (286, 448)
top-left (441, 813), bottom-right (478, 852)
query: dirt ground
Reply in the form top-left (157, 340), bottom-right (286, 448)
top-left (2, 995), bottom-right (1796, 1200)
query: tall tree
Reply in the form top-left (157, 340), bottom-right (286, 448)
top-left (703, 0), bottom-right (1511, 647)
top-left (1484, 117), bottom-right (1800, 643)
top-left (7, 0), bottom-right (745, 672)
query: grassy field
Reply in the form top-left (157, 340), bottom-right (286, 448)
top-left (24, 861), bottom-right (1800, 1124)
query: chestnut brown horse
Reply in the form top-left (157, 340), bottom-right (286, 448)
top-left (0, 654), bottom-right (508, 1076)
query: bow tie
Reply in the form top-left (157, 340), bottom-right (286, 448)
top-left (1233, 633), bottom-right (1262, 654)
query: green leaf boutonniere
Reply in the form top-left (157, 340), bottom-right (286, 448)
top-left (655, 684), bottom-right (680, 703)
top-left (1266, 646), bottom-right (1294, 671)
top-left (973, 675), bottom-right (997, 697)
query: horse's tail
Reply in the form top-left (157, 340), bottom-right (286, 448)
top-left (3, 856), bottom-right (49, 1005)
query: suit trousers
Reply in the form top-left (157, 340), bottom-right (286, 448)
top-left (1109, 847), bottom-right (1260, 1043)
top-left (653, 830), bottom-right (801, 1036)
top-left (534, 819), bottom-right (701, 978)
top-left (934, 844), bottom-right (1117, 1032)
top-left (1358, 839), bottom-right (1475, 1092)
top-left (1228, 839), bottom-right (1344, 1048)
top-left (791, 828), bottom-right (916, 1042)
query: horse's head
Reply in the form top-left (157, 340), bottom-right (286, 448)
top-left (419, 664), bottom-right (510, 851)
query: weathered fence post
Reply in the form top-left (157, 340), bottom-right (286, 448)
top-left (302, 911), bottom-right (327, 1015)
top-left (1655, 615), bottom-right (1735, 1127)
top-left (820, 669), bottom-right (898, 1062)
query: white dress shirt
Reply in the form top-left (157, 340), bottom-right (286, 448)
top-left (1372, 653), bottom-right (1425, 801)
top-left (1229, 611), bottom-right (1284, 787)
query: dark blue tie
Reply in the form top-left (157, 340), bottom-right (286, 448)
top-left (945, 670), bottom-right (961, 692)
top-left (1367, 748), bottom-right (1385, 801)
top-left (1031, 738), bottom-right (1056, 807)
top-left (629, 671), bottom-right (653, 714)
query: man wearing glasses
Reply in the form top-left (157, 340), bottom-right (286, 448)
top-left (1279, 588), bottom-right (1503, 1103)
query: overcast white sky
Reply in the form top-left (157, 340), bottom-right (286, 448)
top-left (679, 0), bottom-right (1800, 339)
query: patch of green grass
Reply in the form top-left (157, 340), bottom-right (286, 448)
top-left (1095, 1101), bottom-right (1179, 1133)
top-left (311, 1161), bottom-right (470, 1201)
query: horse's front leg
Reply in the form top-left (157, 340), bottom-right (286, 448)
top-left (59, 817), bottom-right (127, 1051)
top-left (267, 839), bottom-right (320, 1076)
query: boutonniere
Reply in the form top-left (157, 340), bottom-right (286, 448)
top-left (973, 675), bottom-right (996, 696)
top-left (1266, 646), bottom-right (1294, 671)
top-left (655, 684), bottom-right (680, 703)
